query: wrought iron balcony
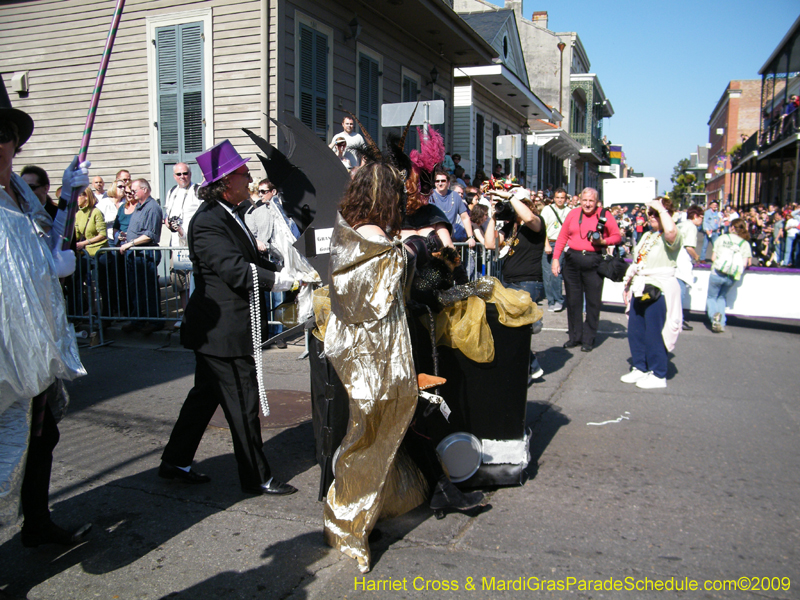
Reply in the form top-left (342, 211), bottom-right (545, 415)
top-left (572, 132), bottom-right (609, 164)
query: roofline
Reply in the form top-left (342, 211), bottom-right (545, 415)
top-left (759, 14), bottom-right (800, 75)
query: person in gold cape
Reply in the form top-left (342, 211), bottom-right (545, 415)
top-left (322, 161), bottom-right (483, 573)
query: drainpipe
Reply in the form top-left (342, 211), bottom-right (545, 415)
top-left (557, 41), bottom-right (566, 116)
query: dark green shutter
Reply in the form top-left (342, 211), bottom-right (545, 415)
top-left (433, 90), bottom-right (446, 143)
top-left (299, 24), bottom-right (329, 140)
top-left (475, 113), bottom-right (484, 175)
top-left (358, 53), bottom-right (379, 142)
top-left (155, 22), bottom-right (204, 200)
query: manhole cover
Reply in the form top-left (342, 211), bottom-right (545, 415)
top-left (209, 389), bottom-right (312, 429)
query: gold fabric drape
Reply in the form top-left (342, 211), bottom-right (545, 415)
top-left (322, 214), bottom-right (424, 573)
top-left (433, 276), bottom-right (543, 363)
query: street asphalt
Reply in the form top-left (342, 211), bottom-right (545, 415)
top-left (1, 306), bottom-right (798, 600)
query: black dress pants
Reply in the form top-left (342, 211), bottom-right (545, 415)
top-left (162, 352), bottom-right (271, 489)
top-left (21, 388), bottom-right (60, 526)
top-left (561, 250), bottom-right (604, 346)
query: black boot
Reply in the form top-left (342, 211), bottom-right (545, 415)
top-left (429, 476), bottom-right (484, 519)
top-left (682, 310), bottom-right (693, 331)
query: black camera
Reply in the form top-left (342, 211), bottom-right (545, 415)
top-left (168, 215), bottom-right (183, 231)
top-left (493, 200), bottom-right (516, 222)
top-left (590, 214), bottom-right (607, 242)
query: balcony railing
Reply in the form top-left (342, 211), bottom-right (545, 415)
top-left (572, 132), bottom-right (605, 161)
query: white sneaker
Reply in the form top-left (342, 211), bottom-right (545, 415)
top-left (620, 368), bottom-right (648, 384)
top-left (711, 313), bottom-right (723, 333)
top-left (636, 373), bottom-right (667, 389)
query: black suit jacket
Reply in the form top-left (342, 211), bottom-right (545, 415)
top-left (181, 199), bottom-right (278, 357)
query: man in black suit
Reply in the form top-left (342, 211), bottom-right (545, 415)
top-left (159, 140), bottom-right (297, 496)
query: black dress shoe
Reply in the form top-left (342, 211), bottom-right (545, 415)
top-left (21, 520), bottom-right (92, 548)
top-left (274, 338), bottom-right (288, 349)
top-left (682, 321), bottom-right (693, 331)
top-left (242, 479), bottom-right (297, 496)
top-left (158, 461), bottom-right (211, 484)
top-left (581, 344), bottom-right (593, 352)
top-left (563, 341), bottom-right (581, 348)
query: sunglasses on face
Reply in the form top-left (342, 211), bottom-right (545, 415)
top-left (175, 172), bottom-right (190, 176)
top-left (435, 179), bottom-right (448, 183)
top-left (258, 189), bottom-right (272, 195)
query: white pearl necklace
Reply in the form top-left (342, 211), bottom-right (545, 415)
top-left (250, 264), bottom-right (269, 417)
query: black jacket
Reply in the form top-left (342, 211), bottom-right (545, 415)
top-left (181, 199), bottom-right (278, 356)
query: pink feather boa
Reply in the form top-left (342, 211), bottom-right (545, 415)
top-left (409, 127), bottom-right (444, 173)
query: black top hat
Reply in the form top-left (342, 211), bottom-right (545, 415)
top-left (0, 76), bottom-right (34, 146)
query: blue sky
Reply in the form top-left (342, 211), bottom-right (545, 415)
top-left (486, 1), bottom-right (798, 194)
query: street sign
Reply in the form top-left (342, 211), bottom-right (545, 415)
top-left (381, 100), bottom-right (445, 127)
top-left (496, 134), bottom-right (522, 159)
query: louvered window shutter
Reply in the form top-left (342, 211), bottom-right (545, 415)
top-left (155, 22), bottom-right (204, 200)
top-left (358, 54), bottom-right (379, 142)
top-left (299, 24), bottom-right (328, 140)
top-left (433, 90), bottom-right (446, 143)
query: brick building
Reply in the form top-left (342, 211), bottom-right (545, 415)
top-left (705, 80), bottom-right (761, 206)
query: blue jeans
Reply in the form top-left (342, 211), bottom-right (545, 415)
top-left (628, 295), bottom-right (668, 379)
top-left (541, 253), bottom-right (564, 306)
top-left (701, 231), bottom-right (719, 262)
top-left (783, 234), bottom-right (796, 266)
top-left (505, 280), bottom-right (545, 304)
top-left (126, 249), bottom-right (162, 325)
top-left (706, 269), bottom-right (735, 326)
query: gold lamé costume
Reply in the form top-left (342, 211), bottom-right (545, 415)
top-left (321, 214), bottom-right (543, 573)
top-left (322, 214), bottom-right (424, 573)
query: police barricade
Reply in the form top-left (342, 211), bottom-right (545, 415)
top-left (453, 241), bottom-right (500, 280)
top-left (63, 247), bottom-right (286, 347)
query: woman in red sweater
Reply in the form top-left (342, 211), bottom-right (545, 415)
top-left (551, 187), bottom-right (621, 351)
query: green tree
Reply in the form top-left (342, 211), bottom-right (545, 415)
top-left (670, 157), bottom-right (704, 208)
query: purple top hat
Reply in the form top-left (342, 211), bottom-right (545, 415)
top-left (197, 139), bottom-right (250, 187)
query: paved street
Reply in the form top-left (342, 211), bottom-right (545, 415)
top-left (1, 308), bottom-right (798, 599)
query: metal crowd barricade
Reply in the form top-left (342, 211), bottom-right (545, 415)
top-left (453, 241), bottom-right (500, 280)
top-left (63, 246), bottom-right (286, 348)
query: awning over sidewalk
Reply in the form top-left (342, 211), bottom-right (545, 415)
top-left (455, 64), bottom-right (552, 121)
top-left (527, 129), bottom-right (581, 160)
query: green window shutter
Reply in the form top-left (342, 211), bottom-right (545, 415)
top-left (155, 21), bottom-right (204, 200)
top-left (433, 90), bottom-right (446, 143)
top-left (299, 24), bottom-right (328, 140)
top-left (358, 54), bottom-right (379, 142)
top-left (492, 122), bottom-right (500, 173)
top-left (181, 23), bottom-right (204, 153)
top-left (156, 27), bottom-right (179, 155)
top-left (475, 113), bottom-right (484, 175)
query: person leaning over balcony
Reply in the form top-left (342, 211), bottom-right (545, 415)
top-left (551, 187), bottom-right (621, 352)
